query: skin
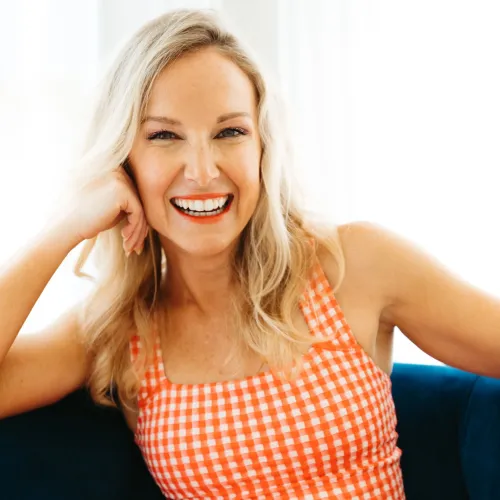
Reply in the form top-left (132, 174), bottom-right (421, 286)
top-left (128, 46), bottom-right (262, 316)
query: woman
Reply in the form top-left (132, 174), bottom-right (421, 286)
top-left (1, 8), bottom-right (499, 499)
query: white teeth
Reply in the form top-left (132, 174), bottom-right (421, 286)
top-left (172, 196), bottom-right (229, 213)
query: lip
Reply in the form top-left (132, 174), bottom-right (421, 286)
top-left (170, 194), bottom-right (233, 224)
top-left (170, 192), bottom-right (232, 201)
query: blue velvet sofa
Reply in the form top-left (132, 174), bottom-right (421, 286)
top-left (1, 363), bottom-right (499, 499)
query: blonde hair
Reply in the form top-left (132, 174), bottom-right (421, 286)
top-left (72, 8), bottom-right (345, 409)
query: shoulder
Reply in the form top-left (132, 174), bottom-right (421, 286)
top-left (324, 222), bottom-right (500, 377)
top-left (316, 220), bottom-right (399, 315)
top-left (316, 220), bottom-right (387, 279)
top-left (316, 219), bottom-right (382, 260)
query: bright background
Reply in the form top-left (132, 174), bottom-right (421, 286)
top-left (1, 0), bottom-right (500, 365)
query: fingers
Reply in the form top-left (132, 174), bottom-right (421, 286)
top-left (117, 174), bottom-right (149, 257)
top-left (123, 215), bottom-right (145, 256)
top-left (131, 217), bottom-right (148, 255)
top-left (123, 213), bottom-right (150, 257)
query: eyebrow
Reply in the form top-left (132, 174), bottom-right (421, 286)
top-left (141, 111), bottom-right (251, 126)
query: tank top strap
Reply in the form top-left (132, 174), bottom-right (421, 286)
top-left (299, 254), bottom-right (359, 351)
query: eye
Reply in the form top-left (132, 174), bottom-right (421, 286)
top-left (215, 127), bottom-right (247, 139)
top-left (147, 130), bottom-right (178, 141)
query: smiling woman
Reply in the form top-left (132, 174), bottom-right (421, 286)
top-left (0, 7), bottom-right (416, 500)
top-left (54, 9), bottom-right (407, 497)
top-left (2, 2), bottom-right (500, 499)
top-left (127, 47), bottom-right (262, 257)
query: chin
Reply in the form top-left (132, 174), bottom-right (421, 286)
top-left (174, 234), bottom-right (239, 258)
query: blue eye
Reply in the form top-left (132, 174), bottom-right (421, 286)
top-left (216, 128), bottom-right (247, 139)
top-left (147, 130), bottom-right (177, 141)
top-left (147, 128), bottom-right (247, 141)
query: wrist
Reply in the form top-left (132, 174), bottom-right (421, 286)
top-left (41, 217), bottom-right (84, 253)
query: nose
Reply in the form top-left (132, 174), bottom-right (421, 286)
top-left (184, 143), bottom-right (220, 187)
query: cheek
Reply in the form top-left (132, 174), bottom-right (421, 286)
top-left (224, 146), bottom-right (261, 191)
top-left (136, 162), bottom-right (175, 199)
top-left (244, 168), bottom-right (261, 194)
top-left (236, 166), bottom-right (261, 215)
top-left (245, 154), bottom-right (262, 197)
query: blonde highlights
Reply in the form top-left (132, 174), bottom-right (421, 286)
top-left (71, 9), bottom-right (345, 409)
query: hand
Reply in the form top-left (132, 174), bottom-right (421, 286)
top-left (53, 166), bottom-right (149, 256)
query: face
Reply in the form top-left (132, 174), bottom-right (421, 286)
top-left (128, 47), bottom-right (262, 258)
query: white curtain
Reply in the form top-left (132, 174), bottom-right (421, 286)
top-left (276, 0), bottom-right (500, 364)
top-left (2, 1), bottom-right (499, 366)
top-left (0, 0), bottom-right (101, 330)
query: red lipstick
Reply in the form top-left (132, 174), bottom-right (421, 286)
top-left (170, 194), bottom-right (233, 224)
top-left (172, 192), bottom-right (230, 200)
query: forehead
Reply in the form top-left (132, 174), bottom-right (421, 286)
top-left (146, 47), bottom-right (257, 118)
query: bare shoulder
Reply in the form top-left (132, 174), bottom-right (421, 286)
top-left (319, 220), bottom-right (500, 376)
top-left (316, 220), bottom-right (394, 307)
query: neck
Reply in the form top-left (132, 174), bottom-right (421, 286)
top-left (160, 237), bottom-right (239, 315)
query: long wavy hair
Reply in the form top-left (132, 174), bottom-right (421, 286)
top-left (71, 8), bottom-right (346, 409)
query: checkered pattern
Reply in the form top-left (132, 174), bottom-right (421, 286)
top-left (130, 258), bottom-right (405, 499)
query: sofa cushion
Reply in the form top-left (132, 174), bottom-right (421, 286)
top-left (460, 374), bottom-right (500, 499)
top-left (392, 363), bottom-right (476, 499)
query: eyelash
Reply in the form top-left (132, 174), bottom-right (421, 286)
top-left (147, 127), bottom-right (248, 141)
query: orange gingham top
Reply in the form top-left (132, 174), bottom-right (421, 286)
top-left (130, 257), bottom-right (405, 499)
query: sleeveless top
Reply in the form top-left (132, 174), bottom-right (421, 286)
top-left (129, 258), bottom-right (405, 499)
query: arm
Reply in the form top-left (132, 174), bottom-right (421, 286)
top-left (0, 222), bottom-right (81, 363)
top-left (353, 221), bottom-right (500, 377)
top-left (0, 222), bottom-right (89, 419)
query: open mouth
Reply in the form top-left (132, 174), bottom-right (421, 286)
top-left (170, 194), bottom-right (234, 218)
